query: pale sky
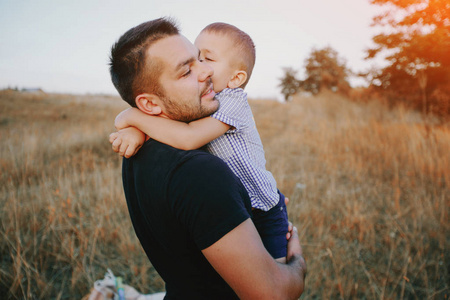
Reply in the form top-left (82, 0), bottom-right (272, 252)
top-left (0, 0), bottom-right (384, 100)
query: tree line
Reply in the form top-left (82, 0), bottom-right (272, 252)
top-left (279, 0), bottom-right (449, 118)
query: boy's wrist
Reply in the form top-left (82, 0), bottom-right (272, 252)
top-left (115, 107), bottom-right (138, 130)
top-left (127, 108), bottom-right (143, 127)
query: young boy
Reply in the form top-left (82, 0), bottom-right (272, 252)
top-left (110, 23), bottom-right (289, 262)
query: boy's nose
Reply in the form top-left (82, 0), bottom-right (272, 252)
top-left (199, 62), bottom-right (214, 82)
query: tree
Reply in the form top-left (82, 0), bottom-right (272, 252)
top-left (366, 0), bottom-right (450, 116)
top-left (279, 67), bottom-right (300, 101)
top-left (299, 46), bottom-right (351, 95)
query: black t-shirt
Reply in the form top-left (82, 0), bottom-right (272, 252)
top-left (122, 140), bottom-right (252, 299)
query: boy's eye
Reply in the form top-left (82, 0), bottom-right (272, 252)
top-left (205, 57), bottom-right (213, 62)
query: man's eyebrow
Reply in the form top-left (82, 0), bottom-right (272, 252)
top-left (175, 54), bottom-right (198, 72)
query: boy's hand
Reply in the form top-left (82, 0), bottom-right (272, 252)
top-left (109, 127), bottom-right (146, 158)
top-left (115, 107), bottom-right (140, 130)
top-left (286, 221), bottom-right (293, 240)
top-left (284, 197), bottom-right (291, 240)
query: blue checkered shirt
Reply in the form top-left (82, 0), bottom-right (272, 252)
top-left (207, 88), bottom-right (279, 211)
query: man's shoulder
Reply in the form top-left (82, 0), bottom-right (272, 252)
top-left (122, 139), bottom-right (239, 200)
top-left (135, 139), bottom-right (209, 159)
top-left (128, 140), bottom-right (226, 171)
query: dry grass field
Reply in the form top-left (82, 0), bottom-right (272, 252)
top-left (0, 89), bottom-right (448, 299)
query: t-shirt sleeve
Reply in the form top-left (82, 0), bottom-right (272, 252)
top-left (211, 89), bottom-right (248, 131)
top-left (167, 153), bottom-right (252, 250)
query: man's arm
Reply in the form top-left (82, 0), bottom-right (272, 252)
top-left (115, 108), bottom-right (230, 150)
top-left (202, 219), bottom-right (306, 300)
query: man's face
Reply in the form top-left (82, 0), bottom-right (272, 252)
top-left (195, 31), bottom-right (238, 93)
top-left (147, 35), bottom-right (218, 122)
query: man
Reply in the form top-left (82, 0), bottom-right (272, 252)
top-left (109, 17), bottom-right (306, 299)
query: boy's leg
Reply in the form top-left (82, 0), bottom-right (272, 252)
top-left (252, 191), bottom-right (289, 262)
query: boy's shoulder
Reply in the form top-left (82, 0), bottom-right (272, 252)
top-left (218, 88), bottom-right (246, 96)
top-left (215, 88), bottom-right (248, 108)
top-left (211, 88), bottom-right (253, 129)
top-left (216, 88), bottom-right (247, 104)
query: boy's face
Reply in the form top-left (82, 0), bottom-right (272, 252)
top-left (194, 31), bottom-right (238, 93)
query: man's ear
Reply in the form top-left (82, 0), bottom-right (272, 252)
top-left (135, 93), bottom-right (163, 115)
top-left (228, 70), bottom-right (248, 89)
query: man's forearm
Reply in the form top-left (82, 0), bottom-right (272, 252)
top-left (203, 219), bottom-right (306, 300)
top-left (287, 254), bottom-right (307, 294)
top-left (287, 253), bottom-right (307, 278)
top-left (274, 223), bottom-right (307, 300)
top-left (270, 254), bottom-right (306, 300)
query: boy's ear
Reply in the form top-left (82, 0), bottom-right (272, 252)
top-left (228, 70), bottom-right (248, 89)
top-left (135, 93), bottom-right (163, 116)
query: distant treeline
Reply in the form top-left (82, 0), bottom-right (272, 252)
top-left (279, 0), bottom-right (449, 119)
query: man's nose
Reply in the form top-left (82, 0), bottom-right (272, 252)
top-left (198, 62), bottom-right (213, 82)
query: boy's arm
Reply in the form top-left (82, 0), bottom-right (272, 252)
top-left (109, 127), bottom-right (146, 158)
top-left (115, 108), bottom-right (231, 150)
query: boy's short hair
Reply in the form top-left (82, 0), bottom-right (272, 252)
top-left (201, 23), bottom-right (256, 88)
top-left (109, 17), bottom-right (179, 107)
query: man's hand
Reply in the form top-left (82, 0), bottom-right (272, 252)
top-left (109, 127), bottom-right (146, 158)
top-left (286, 223), bottom-right (307, 282)
top-left (115, 107), bottom-right (140, 130)
top-left (203, 219), bottom-right (306, 299)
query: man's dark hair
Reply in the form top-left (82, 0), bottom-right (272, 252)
top-left (109, 17), bottom-right (179, 107)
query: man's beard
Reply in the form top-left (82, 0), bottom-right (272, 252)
top-left (160, 83), bottom-right (218, 123)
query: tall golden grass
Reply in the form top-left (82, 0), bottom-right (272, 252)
top-left (0, 90), bottom-right (448, 299)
